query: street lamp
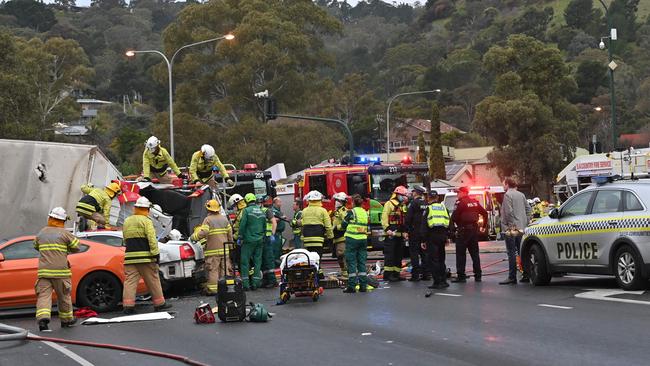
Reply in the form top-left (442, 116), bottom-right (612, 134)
top-left (385, 89), bottom-right (441, 162)
top-left (597, 0), bottom-right (617, 150)
top-left (125, 33), bottom-right (235, 159)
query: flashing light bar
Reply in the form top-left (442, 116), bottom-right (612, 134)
top-left (355, 156), bottom-right (381, 164)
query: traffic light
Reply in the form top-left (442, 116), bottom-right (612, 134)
top-left (265, 98), bottom-right (277, 121)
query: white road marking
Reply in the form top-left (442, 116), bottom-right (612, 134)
top-left (361, 332), bottom-right (372, 336)
top-left (31, 335), bottom-right (95, 366)
top-left (575, 289), bottom-right (650, 305)
top-left (538, 304), bottom-right (573, 310)
top-left (434, 293), bottom-right (462, 297)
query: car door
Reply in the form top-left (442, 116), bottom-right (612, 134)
top-left (550, 190), bottom-right (595, 268)
top-left (582, 189), bottom-right (623, 270)
top-left (0, 240), bottom-right (39, 308)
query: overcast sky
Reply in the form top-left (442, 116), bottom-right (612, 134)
top-left (68, 0), bottom-right (424, 8)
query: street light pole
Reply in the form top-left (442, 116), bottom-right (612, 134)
top-left (126, 34), bottom-right (234, 159)
top-left (598, 0), bottom-right (617, 150)
top-left (385, 89), bottom-right (441, 162)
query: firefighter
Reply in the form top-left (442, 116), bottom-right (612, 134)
top-left (420, 191), bottom-right (450, 289)
top-left (382, 186), bottom-right (409, 282)
top-left (450, 187), bottom-right (488, 283)
top-left (261, 195), bottom-right (278, 288)
top-left (342, 194), bottom-right (369, 293)
top-left (122, 196), bottom-right (171, 314)
top-left (34, 207), bottom-right (80, 331)
top-left (228, 193), bottom-right (246, 271)
top-left (238, 193), bottom-right (266, 291)
top-left (405, 186), bottom-right (429, 282)
top-left (301, 190), bottom-right (334, 278)
top-left (191, 199), bottom-right (233, 295)
top-left (331, 192), bottom-right (349, 278)
top-left (290, 198), bottom-right (303, 249)
top-left (75, 181), bottom-right (121, 228)
top-left (141, 136), bottom-right (183, 184)
top-left (189, 144), bottom-right (232, 185)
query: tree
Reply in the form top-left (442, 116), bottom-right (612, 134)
top-left (564, 0), bottom-right (600, 33)
top-left (428, 102), bottom-right (445, 180)
top-left (510, 6), bottom-right (553, 41)
top-left (1, 0), bottom-right (56, 32)
top-left (572, 60), bottom-right (607, 104)
top-left (416, 132), bottom-right (427, 163)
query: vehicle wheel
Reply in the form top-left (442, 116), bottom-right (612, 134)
top-left (77, 272), bottom-right (121, 312)
top-left (528, 244), bottom-right (551, 286)
top-left (615, 246), bottom-right (646, 291)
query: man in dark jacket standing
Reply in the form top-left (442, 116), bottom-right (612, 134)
top-left (451, 187), bottom-right (488, 283)
top-left (405, 186), bottom-right (429, 282)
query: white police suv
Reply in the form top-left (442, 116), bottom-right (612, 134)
top-left (522, 177), bottom-right (650, 290)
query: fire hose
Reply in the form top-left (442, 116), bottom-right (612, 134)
top-left (0, 323), bottom-right (210, 366)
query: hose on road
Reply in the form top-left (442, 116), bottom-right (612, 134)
top-left (0, 322), bottom-right (210, 366)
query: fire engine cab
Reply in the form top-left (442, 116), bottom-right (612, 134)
top-left (295, 156), bottom-right (429, 250)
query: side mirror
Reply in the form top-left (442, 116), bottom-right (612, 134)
top-left (549, 208), bottom-right (559, 219)
top-left (0, 253), bottom-right (5, 262)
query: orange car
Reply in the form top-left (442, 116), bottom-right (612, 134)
top-left (0, 235), bottom-right (147, 312)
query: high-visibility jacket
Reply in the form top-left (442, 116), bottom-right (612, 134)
top-left (426, 203), bottom-right (450, 228)
top-left (291, 210), bottom-right (302, 235)
top-left (189, 151), bottom-right (229, 183)
top-left (143, 147), bottom-right (180, 178)
top-left (123, 214), bottom-right (159, 265)
top-left (344, 207), bottom-right (369, 240)
top-left (262, 207), bottom-right (274, 237)
top-left (191, 225), bottom-right (207, 246)
top-left (233, 210), bottom-right (244, 240)
top-left (332, 206), bottom-right (348, 244)
top-left (381, 198), bottom-right (406, 236)
top-left (76, 184), bottom-right (112, 221)
top-left (34, 226), bottom-right (80, 278)
top-left (191, 213), bottom-right (233, 257)
top-left (301, 201), bottom-right (333, 247)
top-left (239, 203), bottom-right (266, 243)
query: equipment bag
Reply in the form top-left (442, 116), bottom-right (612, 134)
top-left (194, 303), bottom-right (215, 324)
top-left (217, 241), bottom-right (247, 322)
top-left (247, 302), bottom-right (271, 322)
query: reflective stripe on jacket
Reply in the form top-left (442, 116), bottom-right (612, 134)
top-left (344, 207), bottom-right (369, 240)
top-left (301, 202), bottom-right (333, 247)
top-left (143, 147), bottom-right (180, 178)
top-left (332, 206), bottom-right (347, 244)
top-left (34, 226), bottom-right (80, 278)
top-left (77, 184), bottom-right (111, 221)
top-left (191, 213), bottom-right (233, 257)
top-left (427, 203), bottom-right (450, 228)
top-left (123, 214), bottom-right (159, 264)
top-left (189, 151), bottom-right (229, 183)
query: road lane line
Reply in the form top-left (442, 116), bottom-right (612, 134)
top-left (30, 333), bottom-right (95, 366)
top-left (538, 304), bottom-right (573, 310)
top-left (434, 293), bottom-right (462, 297)
top-left (575, 289), bottom-right (650, 305)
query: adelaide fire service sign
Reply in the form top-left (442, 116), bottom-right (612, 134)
top-left (575, 160), bottom-right (612, 176)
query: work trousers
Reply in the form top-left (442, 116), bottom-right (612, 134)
top-left (505, 234), bottom-right (523, 281)
top-left (334, 238), bottom-right (347, 274)
top-left (383, 235), bottom-right (404, 280)
top-left (425, 231), bottom-right (447, 284)
top-left (205, 254), bottom-right (232, 294)
top-left (123, 263), bottom-right (165, 308)
top-left (261, 237), bottom-right (278, 286)
top-left (272, 233), bottom-right (284, 267)
top-left (455, 227), bottom-right (481, 278)
top-left (408, 233), bottom-right (427, 278)
top-left (292, 234), bottom-right (303, 249)
top-left (305, 245), bottom-right (324, 277)
top-left (35, 277), bottom-right (73, 322)
top-left (240, 240), bottom-right (263, 288)
top-left (345, 238), bottom-right (367, 288)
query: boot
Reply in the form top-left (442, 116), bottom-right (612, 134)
top-left (451, 275), bottom-right (467, 283)
top-left (123, 307), bottom-right (136, 315)
top-left (154, 302), bottom-right (172, 312)
top-left (421, 273), bottom-right (432, 281)
top-left (61, 318), bottom-right (77, 328)
top-left (38, 318), bottom-right (50, 332)
top-left (408, 271), bottom-right (421, 282)
top-left (343, 287), bottom-right (356, 293)
top-left (358, 286), bottom-right (367, 293)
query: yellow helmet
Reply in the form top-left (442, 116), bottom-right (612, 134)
top-left (205, 199), bottom-right (221, 212)
top-left (105, 182), bottom-right (121, 195)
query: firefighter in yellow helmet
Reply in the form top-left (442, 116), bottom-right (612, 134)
top-left (381, 186), bottom-right (409, 282)
top-left (331, 192), bottom-right (349, 278)
top-left (34, 207), bottom-right (80, 331)
top-left (191, 199), bottom-right (233, 295)
top-left (122, 196), bottom-right (171, 314)
top-left (142, 136), bottom-right (183, 184)
top-left (301, 190), bottom-right (333, 278)
top-left (189, 144), bottom-right (232, 185)
top-left (75, 181), bottom-right (121, 228)
top-left (228, 193), bottom-right (247, 272)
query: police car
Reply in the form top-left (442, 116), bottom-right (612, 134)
top-left (522, 177), bottom-right (650, 290)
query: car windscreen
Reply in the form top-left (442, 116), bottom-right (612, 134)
top-left (230, 179), bottom-right (268, 197)
top-left (370, 173), bottom-right (421, 202)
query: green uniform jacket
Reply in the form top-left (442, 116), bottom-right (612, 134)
top-left (272, 206), bottom-right (286, 233)
top-left (143, 147), bottom-right (180, 178)
top-left (123, 214), bottom-right (159, 265)
top-left (189, 151), bottom-right (229, 183)
top-left (239, 203), bottom-right (267, 243)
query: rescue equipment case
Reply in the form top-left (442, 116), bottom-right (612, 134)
top-left (217, 242), bottom-right (246, 322)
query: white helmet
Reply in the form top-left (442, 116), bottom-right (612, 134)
top-left (135, 196), bottom-right (151, 208)
top-left (168, 229), bottom-right (182, 241)
top-left (306, 190), bottom-right (323, 201)
top-left (145, 136), bottom-right (160, 152)
top-left (228, 193), bottom-right (244, 208)
top-left (201, 144), bottom-right (215, 159)
top-left (332, 192), bottom-right (347, 202)
top-left (48, 207), bottom-right (68, 221)
top-left (533, 197), bottom-right (541, 204)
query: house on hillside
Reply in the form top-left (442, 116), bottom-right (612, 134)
top-left (389, 118), bottom-right (463, 153)
top-left (54, 99), bottom-right (112, 136)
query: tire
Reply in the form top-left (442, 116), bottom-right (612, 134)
top-left (528, 244), bottom-right (551, 286)
top-left (76, 271), bottom-right (122, 312)
top-left (614, 245), bottom-right (646, 291)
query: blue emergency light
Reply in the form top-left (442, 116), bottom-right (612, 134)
top-left (354, 156), bottom-right (381, 164)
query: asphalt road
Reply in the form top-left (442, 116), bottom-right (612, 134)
top-left (2, 251), bottom-right (650, 366)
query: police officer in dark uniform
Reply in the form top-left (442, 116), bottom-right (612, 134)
top-left (450, 186), bottom-right (488, 283)
top-left (420, 190), bottom-right (451, 289)
top-left (405, 186), bottom-right (429, 282)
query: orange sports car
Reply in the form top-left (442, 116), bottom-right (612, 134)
top-left (0, 235), bottom-right (148, 312)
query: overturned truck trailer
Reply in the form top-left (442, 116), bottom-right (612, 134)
top-left (0, 139), bottom-right (122, 240)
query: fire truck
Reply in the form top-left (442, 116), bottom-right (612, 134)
top-left (295, 156), bottom-right (429, 251)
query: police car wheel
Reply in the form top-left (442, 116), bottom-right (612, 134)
top-left (614, 246), bottom-right (646, 291)
top-left (528, 244), bottom-right (551, 286)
